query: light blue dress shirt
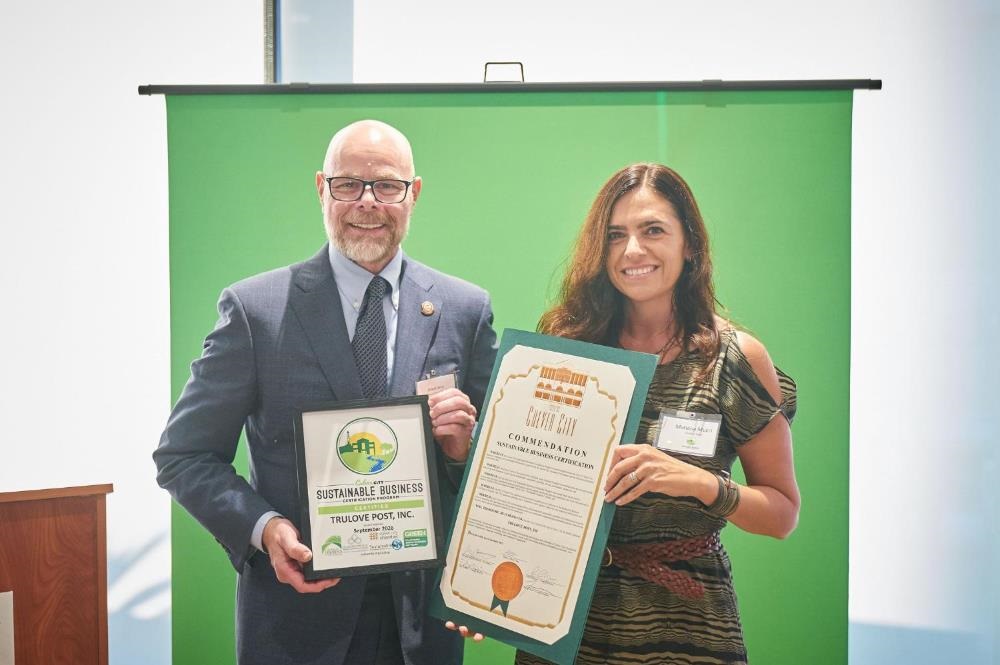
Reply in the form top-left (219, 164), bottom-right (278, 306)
top-left (327, 244), bottom-right (402, 384)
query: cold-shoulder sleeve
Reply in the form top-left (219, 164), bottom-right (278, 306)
top-left (718, 336), bottom-right (797, 446)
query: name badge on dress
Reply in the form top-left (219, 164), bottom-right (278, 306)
top-left (655, 409), bottom-right (722, 457)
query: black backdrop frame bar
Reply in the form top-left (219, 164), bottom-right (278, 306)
top-left (138, 79), bottom-right (881, 96)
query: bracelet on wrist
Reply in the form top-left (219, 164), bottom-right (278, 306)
top-left (706, 470), bottom-right (740, 518)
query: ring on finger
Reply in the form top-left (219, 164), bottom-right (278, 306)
top-left (628, 470), bottom-right (639, 484)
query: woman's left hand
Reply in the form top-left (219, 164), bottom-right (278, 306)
top-left (604, 444), bottom-right (712, 506)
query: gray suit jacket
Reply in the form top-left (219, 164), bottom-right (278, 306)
top-left (154, 246), bottom-right (498, 665)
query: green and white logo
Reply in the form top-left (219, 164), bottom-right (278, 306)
top-left (403, 529), bottom-right (428, 548)
top-left (321, 535), bottom-right (342, 554)
top-left (336, 418), bottom-right (398, 475)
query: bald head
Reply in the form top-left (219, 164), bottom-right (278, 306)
top-left (323, 119), bottom-right (415, 178)
top-left (316, 119), bottom-right (422, 274)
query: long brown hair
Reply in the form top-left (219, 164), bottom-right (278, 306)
top-left (538, 163), bottom-right (721, 368)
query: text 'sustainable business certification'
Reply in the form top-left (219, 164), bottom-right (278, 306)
top-left (440, 342), bottom-right (638, 645)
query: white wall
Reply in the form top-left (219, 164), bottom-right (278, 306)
top-left (0, 2), bottom-right (262, 663)
top-left (352, 1), bottom-right (998, 661)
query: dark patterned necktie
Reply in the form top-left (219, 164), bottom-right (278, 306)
top-left (352, 276), bottom-right (390, 398)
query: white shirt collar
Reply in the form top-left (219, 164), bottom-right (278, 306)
top-left (328, 244), bottom-right (402, 312)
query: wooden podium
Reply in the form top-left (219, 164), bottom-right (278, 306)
top-left (0, 484), bottom-right (113, 665)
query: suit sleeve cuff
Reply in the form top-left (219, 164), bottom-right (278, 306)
top-left (251, 511), bottom-right (283, 552)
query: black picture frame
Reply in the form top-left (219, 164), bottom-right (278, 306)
top-left (293, 395), bottom-right (445, 581)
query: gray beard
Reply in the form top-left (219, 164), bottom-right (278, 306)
top-left (326, 213), bottom-right (410, 266)
top-left (334, 234), bottom-right (393, 265)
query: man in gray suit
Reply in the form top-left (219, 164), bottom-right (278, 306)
top-left (154, 119), bottom-right (497, 665)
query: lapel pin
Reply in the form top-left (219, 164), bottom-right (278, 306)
top-left (420, 301), bottom-right (435, 316)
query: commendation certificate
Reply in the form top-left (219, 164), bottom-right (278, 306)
top-left (439, 336), bottom-right (646, 646)
top-left (294, 397), bottom-right (445, 580)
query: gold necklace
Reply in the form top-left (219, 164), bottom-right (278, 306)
top-left (619, 326), bottom-right (681, 359)
top-left (656, 335), bottom-right (681, 358)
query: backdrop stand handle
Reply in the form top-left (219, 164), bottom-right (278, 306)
top-left (483, 62), bottom-right (525, 83)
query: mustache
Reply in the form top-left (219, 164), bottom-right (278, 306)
top-left (343, 209), bottom-right (395, 226)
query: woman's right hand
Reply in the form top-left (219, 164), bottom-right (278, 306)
top-left (444, 620), bottom-right (485, 641)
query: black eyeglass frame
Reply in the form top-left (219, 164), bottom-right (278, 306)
top-left (324, 176), bottom-right (414, 203)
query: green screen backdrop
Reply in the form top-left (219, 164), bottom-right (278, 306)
top-left (164, 87), bottom-right (851, 665)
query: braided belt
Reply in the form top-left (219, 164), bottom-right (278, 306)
top-left (604, 532), bottom-right (721, 599)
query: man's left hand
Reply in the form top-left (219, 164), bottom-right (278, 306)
top-left (428, 387), bottom-right (477, 462)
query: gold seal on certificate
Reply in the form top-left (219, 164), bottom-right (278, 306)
top-left (293, 396), bottom-right (445, 581)
top-left (437, 333), bottom-right (653, 651)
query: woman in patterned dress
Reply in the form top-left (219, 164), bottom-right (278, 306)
top-left (523, 163), bottom-right (801, 665)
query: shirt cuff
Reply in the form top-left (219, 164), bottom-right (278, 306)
top-left (251, 511), bottom-right (283, 552)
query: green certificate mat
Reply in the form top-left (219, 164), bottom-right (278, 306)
top-left (430, 329), bottom-right (657, 664)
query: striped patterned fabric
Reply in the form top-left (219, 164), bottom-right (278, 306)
top-left (516, 328), bottom-right (796, 665)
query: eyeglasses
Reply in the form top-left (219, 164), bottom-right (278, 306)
top-left (324, 176), bottom-right (413, 204)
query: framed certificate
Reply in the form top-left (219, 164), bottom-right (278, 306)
top-left (293, 396), bottom-right (445, 581)
top-left (430, 330), bottom-right (656, 665)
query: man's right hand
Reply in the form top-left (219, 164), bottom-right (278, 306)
top-left (262, 516), bottom-right (340, 593)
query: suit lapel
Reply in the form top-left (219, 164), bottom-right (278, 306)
top-left (390, 258), bottom-right (441, 398)
top-left (289, 247), bottom-right (364, 401)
